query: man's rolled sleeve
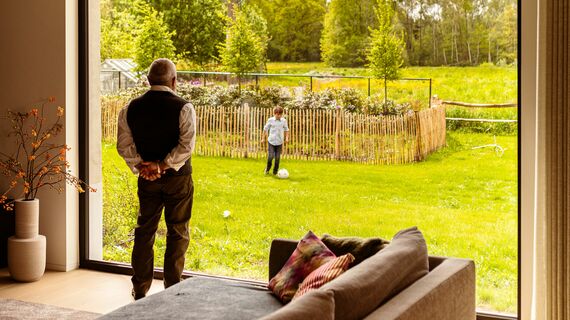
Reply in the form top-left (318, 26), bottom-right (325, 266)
top-left (163, 103), bottom-right (196, 171)
top-left (116, 105), bottom-right (143, 174)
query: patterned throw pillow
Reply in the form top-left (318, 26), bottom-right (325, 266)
top-left (268, 231), bottom-right (336, 303)
top-left (293, 253), bottom-right (355, 300)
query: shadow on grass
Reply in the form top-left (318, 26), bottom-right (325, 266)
top-left (424, 133), bottom-right (465, 162)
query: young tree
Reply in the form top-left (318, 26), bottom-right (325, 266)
top-left (100, 0), bottom-right (176, 71)
top-left (367, 0), bottom-right (404, 102)
top-left (100, 9), bottom-right (137, 60)
top-left (149, 0), bottom-right (227, 68)
top-left (133, 0), bottom-right (176, 71)
top-left (219, 3), bottom-right (268, 81)
top-left (321, 0), bottom-right (379, 67)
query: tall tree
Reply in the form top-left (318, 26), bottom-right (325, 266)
top-left (100, 0), bottom-right (175, 69)
top-left (393, 0), bottom-right (518, 66)
top-left (100, 8), bottom-right (137, 60)
top-left (149, 0), bottom-right (227, 68)
top-left (368, 0), bottom-right (404, 101)
top-left (133, 0), bottom-right (176, 71)
top-left (218, 4), bottom-right (268, 79)
top-left (495, 1), bottom-right (517, 64)
top-left (249, 0), bottom-right (326, 62)
top-left (321, 0), bottom-right (379, 67)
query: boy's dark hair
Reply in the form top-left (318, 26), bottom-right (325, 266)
top-left (273, 106), bottom-right (284, 115)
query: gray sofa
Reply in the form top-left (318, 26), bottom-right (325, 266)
top-left (100, 228), bottom-right (475, 320)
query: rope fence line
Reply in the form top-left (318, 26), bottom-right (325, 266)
top-left (440, 100), bottom-right (518, 123)
top-left (101, 98), bottom-right (446, 165)
top-left (441, 100), bottom-right (517, 108)
top-left (445, 118), bottom-right (518, 123)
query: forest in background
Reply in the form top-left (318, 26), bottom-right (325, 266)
top-left (101, 0), bottom-right (517, 69)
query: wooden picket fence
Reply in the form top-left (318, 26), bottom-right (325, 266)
top-left (101, 98), bottom-right (446, 164)
top-left (101, 97), bottom-right (124, 143)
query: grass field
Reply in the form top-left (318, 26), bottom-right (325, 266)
top-left (265, 62), bottom-right (517, 105)
top-left (186, 63), bottom-right (517, 127)
top-left (266, 62), bottom-right (519, 135)
top-left (102, 131), bottom-right (517, 313)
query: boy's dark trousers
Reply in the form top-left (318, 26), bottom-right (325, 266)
top-left (266, 143), bottom-right (283, 174)
top-left (131, 170), bottom-right (194, 297)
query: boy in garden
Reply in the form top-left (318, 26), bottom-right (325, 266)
top-left (263, 106), bottom-right (289, 175)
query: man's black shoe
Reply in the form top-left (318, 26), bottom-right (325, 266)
top-left (132, 288), bottom-right (146, 300)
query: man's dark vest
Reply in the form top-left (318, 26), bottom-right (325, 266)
top-left (127, 90), bottom-right (191, 175)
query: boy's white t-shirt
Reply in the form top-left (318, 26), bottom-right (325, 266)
top-left (264, 116), bottom-right (289, 146)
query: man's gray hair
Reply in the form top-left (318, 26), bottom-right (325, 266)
top-left (147, 58), bottom-right (177, 86)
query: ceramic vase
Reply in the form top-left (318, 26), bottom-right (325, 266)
top-left (8, 199), bottom-right (46, 282)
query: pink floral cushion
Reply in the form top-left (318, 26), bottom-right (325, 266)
top-left (293, 253), bottom-right (355, 300)
top-left (268, 231), bottom-right (336, 303)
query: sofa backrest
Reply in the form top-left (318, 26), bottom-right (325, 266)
top-left (320, 227), bottom-right (429, 320)
top-left (268, 239), bottom-right (298, 281)
top-left (268, 238), bottom-right (444, 280)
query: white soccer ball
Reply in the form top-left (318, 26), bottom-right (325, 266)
top-left (277, 168), bottom-right (289, 179)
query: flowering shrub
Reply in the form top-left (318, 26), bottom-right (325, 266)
top-left (0, 97), bottom-right (95, 210)
top-left (107, 84), bottom-right (413, 116)
top-left (365, 98), bottom-right (414, 116)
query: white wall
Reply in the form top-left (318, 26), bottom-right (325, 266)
top-left (0, 0), bottom-right (80, 271)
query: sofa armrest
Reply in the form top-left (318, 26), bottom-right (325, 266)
top-left (363, 258), bottom-right (476, 320)
top-left (268, 239), bottom-right (298, 281)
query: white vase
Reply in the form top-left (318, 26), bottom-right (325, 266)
top-left (8, 198), bottom-right (46, 282)
top-left (14, 199), bottom-right (39, 238)
top-left (7, 235), bottom-right (46, 282)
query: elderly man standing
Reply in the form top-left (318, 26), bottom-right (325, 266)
top-left (117, 58), bottom-right (196, 300)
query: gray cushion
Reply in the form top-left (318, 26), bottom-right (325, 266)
top-left (98, 277), bottom-right (283, 320)
top-left (259, 289), bottom-right (335, 320)
top-left (321, 226), bottom-right (429, 320)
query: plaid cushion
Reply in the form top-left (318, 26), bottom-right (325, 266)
top-left (293, 253), bottom-right (355, 299)
top-left (268, 231), bottom-right (336, 303)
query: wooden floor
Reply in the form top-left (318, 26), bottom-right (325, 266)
top-left (0, 268), bottom-right (164, 314)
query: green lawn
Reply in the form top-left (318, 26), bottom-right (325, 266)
top-left (102, 131), bottom-right (517, 313)
top-left (262, 62), bottom-right (518, 129)
top-left (266, 62), bottom-right (517, 105)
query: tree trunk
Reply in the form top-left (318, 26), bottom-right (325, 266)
top-left (488, 36), bottom-right (492, 63)
top-left (450, 26), bottom-right (454, 65)
top-left (465, 13), bottom-right (472, 64)
top-left (384, 76), bottom-right (387, 104)
top-left (454, 25), bottom-right (459, 64)
top-left (476, 41), bottom-right (480, 64)
top-left (432, 25), bottom-right (437, 65)
top-left (467, 41), bottom-right (472, 64)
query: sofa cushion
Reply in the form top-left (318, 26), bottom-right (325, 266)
top-left (268, 230), bottom-right (336, 303)
top-left (260, 289), bottom-right (335, 320)
top-left (321, 234), bottom-right (390, 266)
top-left (99, 277), bottom-right (283, 320)
top-left (321, 226), bottom-right (429, 320)
top-left (293, 253), bottom-right (355, 299)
